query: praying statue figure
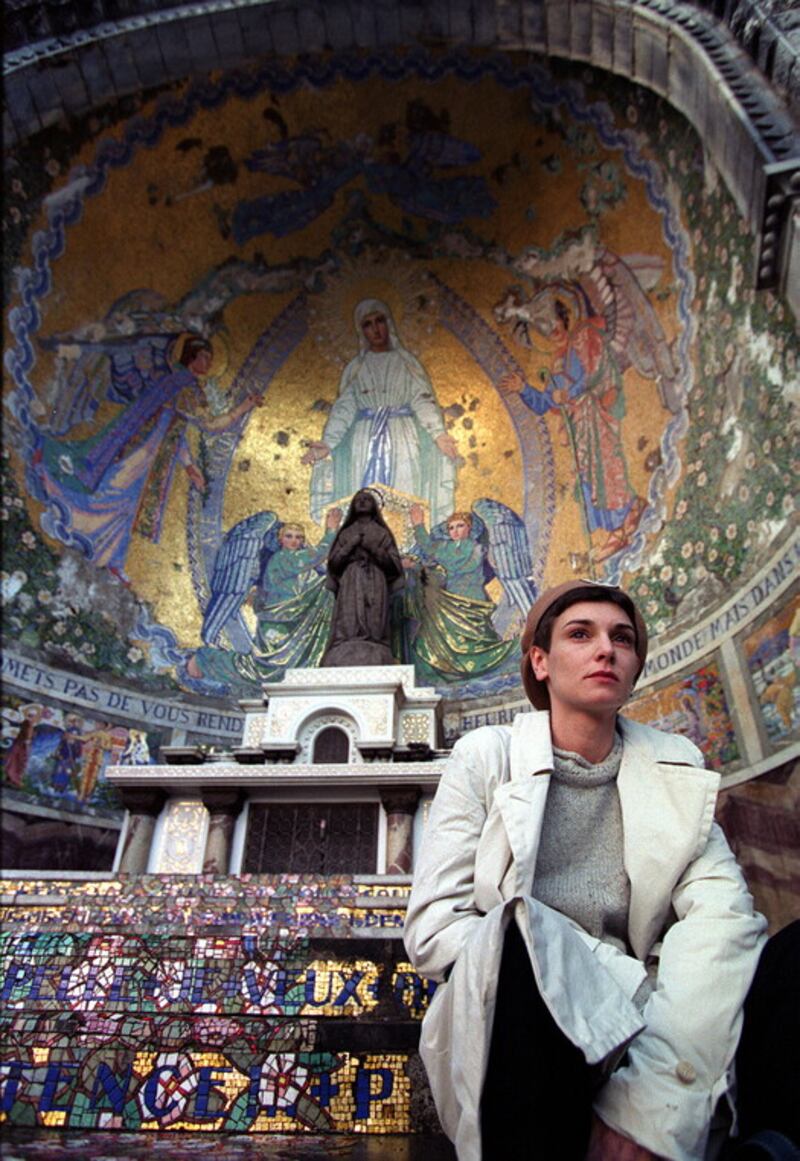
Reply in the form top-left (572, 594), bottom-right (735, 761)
top-left (302, 298), bottom-right (458, 525)
top-left (321, 489), bottom-right (404, 667)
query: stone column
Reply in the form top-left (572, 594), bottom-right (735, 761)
top-left (380, 788), bottom-right (421, 874)
top-left (201, 789), bottom-right (245, 874)
top-left (117, 789), bottom-right (166, 874)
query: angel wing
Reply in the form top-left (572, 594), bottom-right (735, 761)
top-left (201, 510), bottom-right (279, 645)
top-left (473, 498), bottom-right (537, 616)
top-left (591, 248), bottom-right (682, 413)
top-left (39, 289), bottom-right (179, 433)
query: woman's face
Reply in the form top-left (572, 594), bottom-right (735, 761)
top-left (361, 311), bottom-right (390, 352)
top-left (528, 600), bottom-right (639, 717)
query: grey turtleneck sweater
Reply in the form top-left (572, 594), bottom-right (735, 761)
top-left (532, 733), bottom-right (631, 956)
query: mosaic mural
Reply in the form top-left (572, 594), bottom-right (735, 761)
top-left (1, 691), bottom-right (162, 815)
top-left (4, 50), bottom-right (795, 706)
top-left (0, 876), bottom-right (430, 1134)
top-left (743, 593), bottom-right (800, 745)
top-left (624, 661), bottom-right (740, 770)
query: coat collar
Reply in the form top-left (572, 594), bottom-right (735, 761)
top-left (494, 711), bottom-right (720, 955)
top-left (616, 716), bottom-right (719, 956)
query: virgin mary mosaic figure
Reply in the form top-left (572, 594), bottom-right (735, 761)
top-left (303, 298), bottom-right (458, 525)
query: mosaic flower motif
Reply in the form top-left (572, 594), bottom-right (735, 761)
top-left (257, 1053), bottom-right (310, 1113)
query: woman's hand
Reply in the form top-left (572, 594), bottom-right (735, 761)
top-left (585, 1115), bottom-right (662, 1161)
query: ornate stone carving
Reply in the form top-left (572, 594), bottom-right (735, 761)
top-left (155, 800), bottom-right (208, 874)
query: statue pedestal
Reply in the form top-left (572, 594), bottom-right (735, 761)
top-left (240, 663), bottom-right (441, 760)
top-left (107, 664), bottom-right (446, 877)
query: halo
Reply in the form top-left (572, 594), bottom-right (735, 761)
top-left (308, 254), bottom-right (441, 369)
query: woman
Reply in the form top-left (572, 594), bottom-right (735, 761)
top-left (404, 579), bottom-right (766, 1161)
top-left (303, 298), bottom-right (458, 526)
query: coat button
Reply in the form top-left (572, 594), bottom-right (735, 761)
top-left (675, 1060), bottom-right (697, 1084)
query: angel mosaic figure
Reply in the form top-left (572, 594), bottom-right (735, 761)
top-left (29, 331), bottom-right (261, 577)
top-left (500, 305), bottom-right (645, 565)
top-left (495, 232), bottom-right (683, 567)
top-left (189, 509), bottom-right (341, 686)
top-left (404, 498), bottom-right (537, 682)
top-left (302, 298), bottom-right (458, 527)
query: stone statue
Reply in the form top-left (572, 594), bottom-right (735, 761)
top-left (321, 489), bottom-right (404, 667)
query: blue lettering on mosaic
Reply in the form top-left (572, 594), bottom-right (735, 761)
top-left (195, 1066), bottom-right (231, 1119)
top-left (311, 1072), bottom-right (339, 1107)
top-left (55, 966), bottom-right (73, 1002)
top-left (0, 1062), bottom-right (34, 1112)
top-left (109, 964), bottom-right (136, 1003)
top-left (41, 1062), bottom-right (79, 1112)
top-left (333, 971), bottom-right (364, 1007)
top-left (89, 1063), bottom-right (133, 1114)
top-left (1, 963), bottom-right (34, 1003)
top-left (142, 1065), bottom-right (181, 1120)
top-left (245, 1065), bottom-right (262, 1119)
top-left (355, 1067), bottom-right (393, 1119)
top-left (303, 969), bottom-right (333, 1006)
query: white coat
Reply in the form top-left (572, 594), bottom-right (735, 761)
top-left (404, 711), bottom-right (767, 1161)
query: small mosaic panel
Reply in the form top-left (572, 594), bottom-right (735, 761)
top-left (0, 691), bottom-right (156, 815)
top-left (400, 712), bottom-right (432, 744)
top-left (742, 593), bottom-right (800, 745)
top-left (624, 662), bottom-right (739, 769)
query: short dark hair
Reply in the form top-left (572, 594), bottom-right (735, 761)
top-left (533, 585), bottom-right (639, 652)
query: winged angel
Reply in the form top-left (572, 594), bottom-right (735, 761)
top-left (27, 290), bottom-right (260, 579)
top-left (402, 497), bottom-right (538, 684)
top-left (494, 229), bottom-right (682, 565)
top-left (188, 508), bottom-right (342, 687)
top-left (189, 494), bottom-right (534, 690)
